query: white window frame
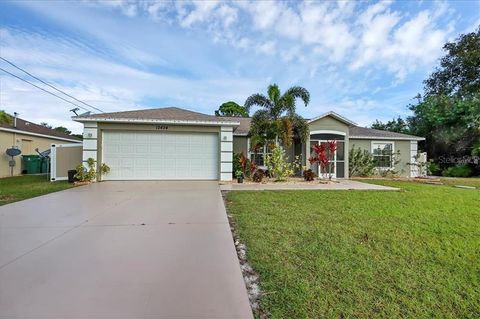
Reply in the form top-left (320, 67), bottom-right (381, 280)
top-left (371, 141), bottom-right (395, 169)
top-left (250, 144), bottom-right (272, 167)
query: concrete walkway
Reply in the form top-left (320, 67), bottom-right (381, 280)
top-left (220, 179), bottom-right (399, 191)
top-left (0, 181), bottom-right (253, 319)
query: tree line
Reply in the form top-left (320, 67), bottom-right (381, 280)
top-left (372, 27), bottom-right (480, 176)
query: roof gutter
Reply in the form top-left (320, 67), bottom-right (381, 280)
top-left (73, 117), bottom-right (240, 127)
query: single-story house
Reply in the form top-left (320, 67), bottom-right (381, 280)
top-left (1, 115), bottom-right (81, 177)
top-left (73, 107), bottom-right (425, 181)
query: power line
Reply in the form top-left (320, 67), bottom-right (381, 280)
top-left (0, 56), bottom-right (104, 113)
top-left (0, 67), bottom-right (92, 113)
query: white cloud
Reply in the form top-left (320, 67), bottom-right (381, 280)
top-left (81, 0), bottom-right (457, 75)
top-left (0, 27), bottom-right (263, 133)
top-left (256, 41), bottom-right (276, 56)
top-left (179, 1), bottom-right (220, 27)
top-left (1, 0), bottom-right (471, 131)
top-left (87, 0), bottom-right (138, 17)
top-left (247, 1), bottom-right (281, 30)
top-left (350, 2), bottom-right (453, 79)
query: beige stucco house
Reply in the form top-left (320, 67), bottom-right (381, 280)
top-left (1, 116), bottom-right (81, 177)
top-left (73, 107), bottom-right (424, 181)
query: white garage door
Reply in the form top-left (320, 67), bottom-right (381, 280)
top-left (102, 131), bottom-right (219, 180)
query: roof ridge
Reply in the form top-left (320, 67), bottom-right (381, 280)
top-left (88, 106), bottom-right (218, 117)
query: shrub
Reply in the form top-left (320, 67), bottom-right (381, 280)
top-left (442, 164), bottom-right (473, 177)
top-left (233, 153), bottom-right (241, 178)
top-left (427, 160), bottom-right (442, 176)
top-left (265, 146), bottom-right (300, 181)
top-left (252, 169), bottom-right (265, 183)
top-left (235, 170), bottom-right (243, 178)
top-left (349, 147), bottom-right (375, 177)
top-left (303, 169), bottom-right (316, 181)
top-left (100, 163), bottom-right (110, 175)
top-left (74, 158), bottom-right (110, 182)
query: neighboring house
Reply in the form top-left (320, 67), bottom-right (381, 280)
top-left (1, 116), bottom-right (81, 177)
top-left (73, 107), bottom-right (424, 181)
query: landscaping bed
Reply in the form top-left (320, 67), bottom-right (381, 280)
top-left (0, 175), bottom-right (74, 206)
top-left (226, 180), bottom-right (480, 318)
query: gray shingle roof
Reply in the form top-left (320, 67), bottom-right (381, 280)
top-left (218, 116), bottom-right (251, 135)
top-left (75, 107), bottom-right (423, 140)
top-left (0, 117), bottom-right (81, 141)
top-left (349, 126), bottom-right (424, 140)
top-left (75, 107), bottom-right (239, 124)
top-left (227, 119), bottom-right (424, 140)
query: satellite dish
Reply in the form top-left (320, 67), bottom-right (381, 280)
top-left (6, 148), bottom-right (21, 157)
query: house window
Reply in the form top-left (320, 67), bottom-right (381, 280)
top-left (371, 142), bottom-right (394, 168)
top-left (250, 144), bottom-right (272, 166)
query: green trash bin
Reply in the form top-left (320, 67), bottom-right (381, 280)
top-left (22, 155), bottom-right (41, 174)
top-left (40, 157), bottom-right (50, 174)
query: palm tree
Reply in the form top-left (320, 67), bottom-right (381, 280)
top-left (244, 84), bottom-right (310, 149)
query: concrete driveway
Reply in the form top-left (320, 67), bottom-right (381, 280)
top-left (0, 181), bottom-right (253, 319)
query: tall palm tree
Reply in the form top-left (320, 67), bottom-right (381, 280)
top-left (244, 84), bottom-right (310, 149)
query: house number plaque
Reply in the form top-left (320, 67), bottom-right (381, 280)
top-left (155, 125), bottom-right (169, 130)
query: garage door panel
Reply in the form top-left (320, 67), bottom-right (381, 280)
top-left (103, 131), bottom-right (218, 180)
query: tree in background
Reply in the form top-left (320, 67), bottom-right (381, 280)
top-left (371, 117), bottom-right (410, 134)
top-left (214, 101), bottom-right (248, 117)
top-left (0, 110), bottom-right (12, 125)
top-left (407, 27), bottom-right (480, 175)
top-left (40, 122), bottom-right (74, 136)
top-left (53, 126), bottom-right (72, 135)
top-left (244, 84), bottom-right (309, 150)
top-left (40, 122), bottom-right (52, 129)
top-left (424, 27), bottom-right (480, 97)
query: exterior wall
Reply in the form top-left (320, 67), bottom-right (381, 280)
top-left (349, 139), bottom-right (413, 177)
top-left (86, 122), bottom-right (229, 181)
top-left (220, 127), bottom-right (233, 181)
top-left (233, 136), bottom-right (248, 155)
top-left (82, 122), bottom-right (98, 176)
top-left (0, 131), bottom-right (78, 177)
top-left (309, 116), bottom-right (350, 135)
top-left (50, 144), bottom-right (83, 181)
top-left (307, 116), bottom-right (350, 178)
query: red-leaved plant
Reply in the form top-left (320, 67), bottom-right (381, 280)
top-left (308, 140), bottom-right (337, 180)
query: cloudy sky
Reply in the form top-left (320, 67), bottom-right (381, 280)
top-left (0, 0), bottom-right (478, 134)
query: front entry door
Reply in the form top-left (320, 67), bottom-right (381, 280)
top-left (310, 141), bottom-right (335, 178)
top-left (310, 140), bottom-right (345, 178)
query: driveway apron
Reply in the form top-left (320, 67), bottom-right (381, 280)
top-left (0, 181), bottom-right (253, 319)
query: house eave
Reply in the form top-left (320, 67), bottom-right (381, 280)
top-left (73, 117), bottom-right (240, 127)
top-left (349, 135), bottom-right (425, 141)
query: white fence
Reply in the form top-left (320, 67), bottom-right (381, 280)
top-left (50, 143), bottom-right (83, 181)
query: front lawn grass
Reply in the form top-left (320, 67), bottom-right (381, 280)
top-left (439, 177), bottom-right (480, 188)
top-left (0, 175), bottom-right (73, 206)
top-left (226, 181), bottom-right (480, 318)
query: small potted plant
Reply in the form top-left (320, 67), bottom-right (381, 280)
top-left (235, 170), bottom-right (244, 183)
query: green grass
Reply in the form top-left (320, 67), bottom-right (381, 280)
top-left (0, 175), bottom-right (74, 206)
top-left (226, 181), bottom-right (480, 318)
top-left (439, 177), bottom-right (480, 188)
